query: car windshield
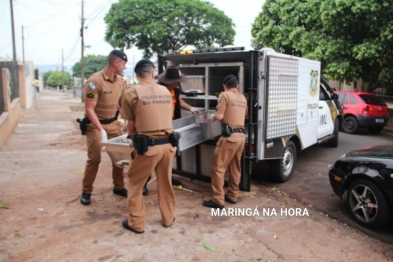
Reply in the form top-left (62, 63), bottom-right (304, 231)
top-left (358, 95), bottom-right (386, 106)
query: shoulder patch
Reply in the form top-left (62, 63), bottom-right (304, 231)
top-left (86, 91), bottom-right (95, 99)
top-left (216, 92), bottom-right (223, 111)
top-left (216, 92), bottom-right (224, 110)
top-left (89, 82), bottom-right (96, 90)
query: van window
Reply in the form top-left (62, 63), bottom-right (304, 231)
top-left (337, 93), bottom-right (348, 104)
top-left (349, 94), bottom-right (357, 104)
top-left (359, 95), bottom-right (387, 106)
top-left (319, 85), bottom-right (330, 101)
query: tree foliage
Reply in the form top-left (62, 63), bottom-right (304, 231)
top-left (46, 71), bottom-right (71, 87)
top-left (251, 0), bottom-right (393, 88)
top-left (104, 0), bottom-right (236, 58)
top-left (72, 55), bottom-right (107, 78)
top-left (42, 71), bottom-right (53, 86)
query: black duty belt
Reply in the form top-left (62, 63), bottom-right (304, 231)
top-left (99, 118), bottom-right (116, 124)
top-left (99, 110), bottom-right (119, 125)
top-left (147, 136), bottom-right (171, 146)
top-left (232, 128), bottom-right (245, 133)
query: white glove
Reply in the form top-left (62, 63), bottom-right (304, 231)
top-left (127, 138), bottom-right (133, 148)
top-left (190, 107), bottom-right (200, 114)
top-left (100, 129), bottom-right (108, 142)
top-left (210, 113), bottom-right (216, 122)
top-left (119, 119), bottom-right (128, 133)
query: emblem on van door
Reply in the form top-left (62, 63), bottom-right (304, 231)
top-left (309, 70), bottom-right (319, 97)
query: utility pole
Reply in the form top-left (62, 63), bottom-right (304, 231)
top-left (80, 0), bottom-right (85, 103)
top-left (10, 0), bottom-right (17, 62)
top-left (22, 25), bottom-right (25, 63)
top-left (61, 49), bottom-right (64, 93)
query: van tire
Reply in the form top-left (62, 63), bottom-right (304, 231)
top-left (327, 119), bottom-right (339, 147)
top-left (343, 116), bottom-right (359, 134)
top-left (270, 141), bottom-right (296, 182)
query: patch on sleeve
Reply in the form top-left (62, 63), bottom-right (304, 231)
top-left (216, 92), bottom-right (223, 111)
top-left (89, 82), bottom-right (96, 90)
top-left (86, 91), bottom-right (95, 99)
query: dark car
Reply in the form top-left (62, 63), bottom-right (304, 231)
top-left (335, 91), bottom-right (389, 134)
top-left (328, 145), bottom-right (393, 228)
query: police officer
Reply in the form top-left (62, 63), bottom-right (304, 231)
top-left (80, 50), bottom-right (128, 206)
top-left (141, 66), bottom-right (200, 194)
top-left (203, 75), bottom-right (248, 209)
top-left (121, 59), bottom-right (177, 233)
top-left (157, 65), bottom-right (200, 120)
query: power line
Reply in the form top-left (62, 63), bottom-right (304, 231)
top-left (64, 36), bottom-right (80, 60)
top-left (41, 0), bottom-right (80, 7)
top-left (25, 27), bottom-right (64, 38)
top-left (85, 0), bottom-right (112, 24)
top-left (14, 1), bottom-right (47, 15)
top-left (25, 1), bottom-right (80, 28)
top-left (0, 0), bottom-right (7, 24)
top-left (0, 36), bottom-right (22, 54)
top-left (85, 0), bottom-right (110, 19)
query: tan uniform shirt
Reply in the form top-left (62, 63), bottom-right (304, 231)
top-left (216, 89), bottom-right (248, 128)
top-left (84, 70), bottom-right (126, 119)
top-left (121, 78), bottom-right (174, 138)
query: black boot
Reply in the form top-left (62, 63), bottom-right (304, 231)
top-left (80, 193), bottom-right (91, 205)
top-left (143, 175), bottom-right (151, 196)
top-left (113, 188), bottom-right (128, 197)
top-left (202, 199), bottom-right (224, 209)
top-left (143, 186), bottom-right (148, 196)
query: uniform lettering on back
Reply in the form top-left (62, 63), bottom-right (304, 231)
top-left (231, 99), bottom-right (247, 108)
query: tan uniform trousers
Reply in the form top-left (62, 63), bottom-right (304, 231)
top-left (126, 143), bottom-right (176, 232)
top-left (82, 121), bottom-right (124, 194)
top-left (211, 133), bottom-right (245, 205)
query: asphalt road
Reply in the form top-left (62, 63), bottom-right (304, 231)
top-left (255, 130), bottom-right (393, 244)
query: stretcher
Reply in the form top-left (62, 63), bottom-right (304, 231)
top-left (101, 111), bottom-right (220, 168)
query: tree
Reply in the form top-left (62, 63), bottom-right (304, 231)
top-left (72, 55), bottom-right (107, 78)
top-left (104, 0), bottom-right (235, 58)
top-left (46, 71), bottom-right (71, 87)
top-left (251, 0), bottom-right (303, 56)
top-left (251, 0), bottom-right (393, 89)
top-left (42, 71), bottom-right (53, 87)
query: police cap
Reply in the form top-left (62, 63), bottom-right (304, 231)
top-left (223, 74), bottom-right (238, 85)
top-left (109, 50), bottom-right (128, 62)
top-left (134, 59), bottom-right (155, 73)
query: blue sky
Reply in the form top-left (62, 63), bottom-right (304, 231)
top-left (0, 0), bottom-right (264, 72)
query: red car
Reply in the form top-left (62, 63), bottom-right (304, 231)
top-left (335, 91), bottom-right (389, 134)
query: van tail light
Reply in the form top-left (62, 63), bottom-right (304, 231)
top-left (362, 106), bottom-right (369, 116)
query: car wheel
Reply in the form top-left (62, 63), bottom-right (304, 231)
top-left (270, 141), bottom-right (296, 182)
top-left (343, 116), bottom-right (359, 134)
top-left (327, 119), bottom-right (339, 148)
top-left (347, 179), bottom-right (390, 228)
top-left (368, 126), bottom-right (384, 134)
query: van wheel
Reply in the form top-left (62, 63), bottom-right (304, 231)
top-left (270, 141), bottom-right (296, 182)
top-left (343, 116), bottom-right (359, 134)
top-left (368, 127), bottom-right (383, 134)
top-left (327, 119), bottom-right (339, 147)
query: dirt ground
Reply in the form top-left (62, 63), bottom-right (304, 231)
top-left (1, 90), bottom-right (393, 262)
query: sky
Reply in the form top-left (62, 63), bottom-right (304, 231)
top-left (0, 0), bottom-right (264, 74)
